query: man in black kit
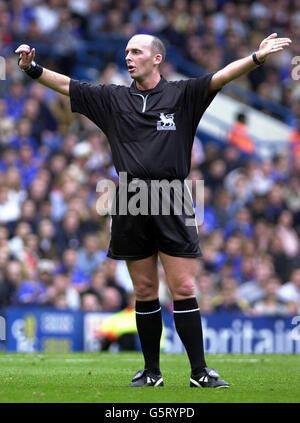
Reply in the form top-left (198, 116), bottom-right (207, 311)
top-left (16, 32), bottom-right (291, 388)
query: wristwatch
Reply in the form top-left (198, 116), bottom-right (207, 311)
top-left (252, 52), bottom-right (265, 66)
top-left (19, 59), bottom-right (43, 79)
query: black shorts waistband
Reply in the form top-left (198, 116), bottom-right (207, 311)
top-left (125, 176), bottom-right (186, 183)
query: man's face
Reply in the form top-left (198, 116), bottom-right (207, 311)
top-left (125, 35), bottom-right (159, 81)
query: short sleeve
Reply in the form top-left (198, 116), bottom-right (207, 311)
top-left (183, 72), bottom-right (220, 133)
top-left (69, 79), bottom-right (112, 132)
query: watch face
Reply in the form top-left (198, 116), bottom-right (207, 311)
top-left (31, 61), bottom-right (36, 67)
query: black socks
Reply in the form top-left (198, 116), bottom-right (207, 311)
top-left (135, 297), bottom-right (206, 376)
top-left (173, 297), bottom-right (207, 375)
top-left (135, 298), bottom-right (162, 375)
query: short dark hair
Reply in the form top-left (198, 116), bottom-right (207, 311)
top-left (151, 36), bottom-right (166, 63)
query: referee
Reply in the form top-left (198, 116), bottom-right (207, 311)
top-left (16, 32), bottom-right (291, 388)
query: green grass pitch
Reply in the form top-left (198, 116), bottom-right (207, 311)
top-left (0, 352), bottom-right (299, 403)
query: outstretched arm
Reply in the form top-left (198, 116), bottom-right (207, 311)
top-left (209, 33), bottom-right (292, 92)
top-left (15, 44), bottom-right (70, 96)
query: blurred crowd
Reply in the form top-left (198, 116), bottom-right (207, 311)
top-left (0, 0), bottom-right (300, 318)
top-left (0, 0), bottom-right (300, 120)
top-left (191, 141), bottom-right (300, 317)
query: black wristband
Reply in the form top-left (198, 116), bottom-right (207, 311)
top-left (18, 60), bottom-right (43, 79)
top-left (252, 52), bottom-right (264, 66)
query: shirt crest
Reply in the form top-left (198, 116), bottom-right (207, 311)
top-left (157, 113), bottom-right (176, 131)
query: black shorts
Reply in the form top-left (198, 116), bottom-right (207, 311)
top-left (107, 178), bottom-right (201, 261)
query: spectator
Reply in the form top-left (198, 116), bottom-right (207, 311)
top-left (276, 210), bottom-right (300, 258)
top-left (129, 0), bottom-right (166, 32)
top-left (195, 272), bottom-right (217, 303)
top-left (50, 273), bottom-right (81, 310)
top-left (15, 144), bottom-right (40, 190)
top-left (284, 175), bottom-right (300, 228)
top-left (33, 0), bottom-right (60, 34)
top-left (239, 256), bottom-right (256, 284)
top-left (66, 141), bottom-right (92, 185)
top-left (198, 186), bottom-right (219, 236)
top-left (264, 184), bottom-right (287, 223)
top-left (213, 189), bottom-right (233, 227)
top-left (22, 97), bottom-right (57, 145)
top-left (249, 195), bottom-right (268, 222)
top-left (76, 233), bottom-right (106, 277)
top-left (56, 212), bottom-right (81, 254)
top-left (213, 278), bottom-right (249, 314)
top-left (222, 145), bottom-right (243, 173)
top-left (0, 147), bottom-right (18, 173)
top-left (278, 267), bottom-right (300, 311)
top-left (0, 99), bottom-right (14, 147)
top-left (4, 80), bottom-right (26, 122)
top-left (224, 207), bottom-right (254, 240)
top-left (205, 159), bottom-right (227, 193)
top-left (250, 160), bottom-right (275, 196)
top-left (0, 225), bottom-right (9, 250)
top-left (227, 113), bottom-right (256, 155)
top-left (97, 293), bottom-right (138, 351)
top-left (81, 290), bottom-right (102, 311)
top-left (20, 199), bottom-right (37, 231)
top-left (15, 259), bottom-right (54, 306)
top-left (8, 0), bottom-right (34, 37)
top-left (56, 248), bottom-right (90, 292)
top-left (288, 118), bottom-right (300, 158)
top-left (91, 268), bottom-right (107, 296)
top-left (19, 233), bottom-right (39, 272)
top-left (252, 276), bottom-right (297, 316)
top-left (198, 295), bottom-right (215, 314)
top-left (102, 259), bottom-right (129, 309)
top-left (267, 234), bottom-right (291, 283)
top-left (0, 185), bottom-right (22, 230)
top-left (213, 236), bottom-right (243, 281)
top-left (253, 219), bottom-right (273, 253)
top-left (50, 94), bottom-right (75, 136)
top-left (5, 166), bottom-right (26, 204)
top-left (37, 218), bottom-right (58, 260)
top-left (101, 286), bottom-right (123, 312)
top-left (9, 221), bottom-right (32, 259)
top-left (238, 260), bottom-right (274, 305)
top-left (28, 179), bottom-right (49, 212)
top-left (1, 260), bottom-right (23, 306)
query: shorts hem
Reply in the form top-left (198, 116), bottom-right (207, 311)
top-left (158, 248), bottom-right (202, 258)
top-left (107, 250), bottom-right (158, 261)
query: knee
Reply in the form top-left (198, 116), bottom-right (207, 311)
top-left (171, 279), bottom-right (195, 300)
top-left (133, 276), bottom-right (158, 300)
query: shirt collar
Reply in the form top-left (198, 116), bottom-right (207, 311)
top-left (129, 75), bottom-right (167, 95)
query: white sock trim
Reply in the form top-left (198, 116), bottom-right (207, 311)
top-left (173, 308), bottom-right (200, 314)
top-left (135, 307), bottom-right (161, 315)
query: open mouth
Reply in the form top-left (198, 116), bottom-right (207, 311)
top-left (128, 65), bottom-right (136, 73)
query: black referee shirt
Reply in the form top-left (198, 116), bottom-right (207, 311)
top-left (69, 73), bottom-right (219, 180)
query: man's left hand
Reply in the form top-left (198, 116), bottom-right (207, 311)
top-left (257, 33), bottom-right (292, 62)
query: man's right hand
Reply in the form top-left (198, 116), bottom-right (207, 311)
top-left (15, 44), bottom-right (35, 70)
top-left (15, 44), bottom-right (71, 96)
